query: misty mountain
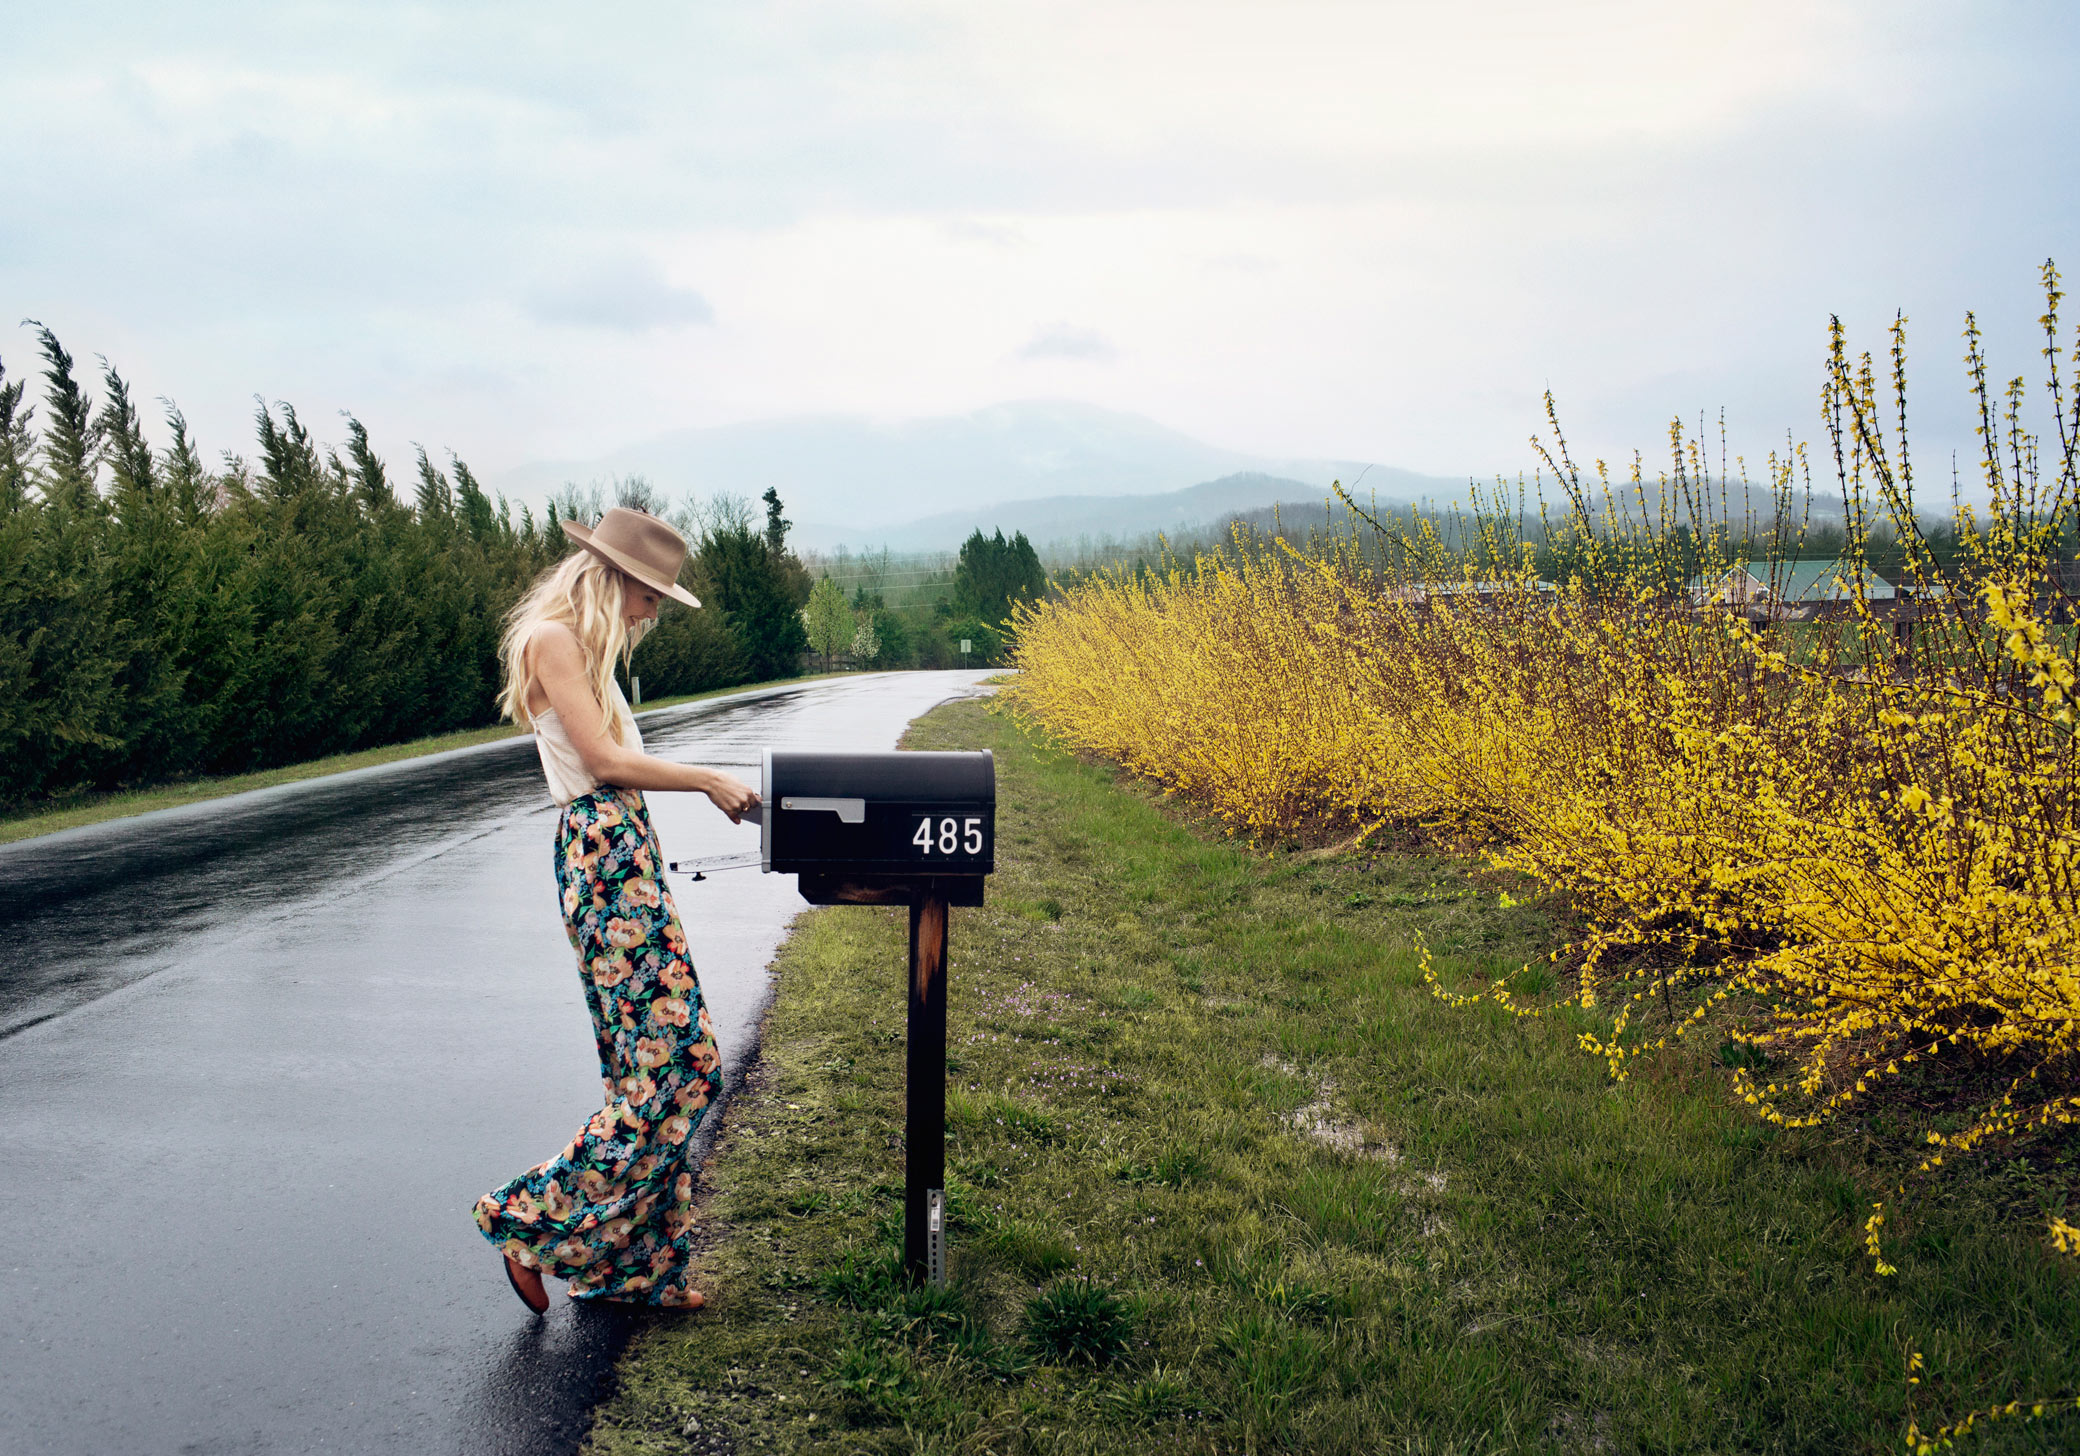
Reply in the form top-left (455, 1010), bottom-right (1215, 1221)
top-left (813, 471), bottom-right (1454, 553)
top-left (487, 399), bottom-right (1447, 543)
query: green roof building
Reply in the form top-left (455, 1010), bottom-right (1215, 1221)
top-left (1689, 560), bottom-right (1896, 607)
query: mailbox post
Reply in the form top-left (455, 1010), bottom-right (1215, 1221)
top-left (758, 749), bottom-right (994, 1284)
top-left (909, 893), bottom-right (948, 1285)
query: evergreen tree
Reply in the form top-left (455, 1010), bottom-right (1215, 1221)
top-left (98, 364), bottom-right (155, 507)
top-left (98, 363), bottom-right (204, 776)
top-left (414, 445), bottom-right (452, 518)
top-left (254, 399), bottom-right (324, 502)
top-left (698, 516), bottom-right (809, 681)
top-left (0, 354), bottom-right (42, 779)
top-left (222, 404), bottom-right (347, 766)
top-left (158, 400), bottom-right (247, 765)
top-left (340, 414), bottom-right (393, 510)
top-left (951, 528), bottom-right (1048, 628)
top-left (630, 595), bottom-right (746, 699)
top-left (452, 453), bottom-right (499, 542)
top-left (0, 355), bottom-right (34, 509)
top-left (25, 321), bottom-right (99, 510)
top-left (868, 605), bottom-right (911, 666)
top-left (159, 404), bottom-right (210, 527)
top-left (17, 328), bottom-right (133, 791)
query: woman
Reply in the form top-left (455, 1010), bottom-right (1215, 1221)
top-left (474, 506), bottom-right (759, 1314)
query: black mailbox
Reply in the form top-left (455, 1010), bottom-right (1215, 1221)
top-left (668, 745), bottom-right (997, 1287)
top-left (761, 749), bottom-right (994, 906)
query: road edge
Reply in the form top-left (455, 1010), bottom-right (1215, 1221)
top-left (0, 671), bottom-right (899, 849)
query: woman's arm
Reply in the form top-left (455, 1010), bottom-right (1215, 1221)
top-left (530, 623), bottom-right (760, 820)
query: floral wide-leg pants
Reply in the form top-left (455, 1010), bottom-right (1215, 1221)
top-left (474, 787), bottom-right (721, 1307)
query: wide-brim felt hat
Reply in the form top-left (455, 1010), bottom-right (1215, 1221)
top-left (561, 507), bottom-right (701, 608)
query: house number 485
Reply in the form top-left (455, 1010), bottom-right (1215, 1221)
top-left (913, 816), bottom-right (984, 855)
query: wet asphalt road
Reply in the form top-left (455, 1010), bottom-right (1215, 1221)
top-left (0, 671), bottom-right (993, 1456)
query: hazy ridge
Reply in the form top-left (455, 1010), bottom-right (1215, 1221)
top-left (488, 399), bottom-right (1479, 551)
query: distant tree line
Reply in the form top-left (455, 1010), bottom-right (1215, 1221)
top-left (0, 324), bottom-right (1071, 807)
top-left (0, 327), bottom-right (818, 808)
top-left (793, 528), bottom-right (1050, 670)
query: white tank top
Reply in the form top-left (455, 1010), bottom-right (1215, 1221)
top-left (532, 680), bottom-right (643, 807)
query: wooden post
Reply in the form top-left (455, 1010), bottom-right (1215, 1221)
top-left (906, 892), bottom-right (949, 1284)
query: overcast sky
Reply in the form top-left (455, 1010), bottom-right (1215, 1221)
top-left (4, 0), bottom-right (2076, 489)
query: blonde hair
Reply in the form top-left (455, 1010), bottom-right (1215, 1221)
top-left (497, 550), bottom-right (648, 740)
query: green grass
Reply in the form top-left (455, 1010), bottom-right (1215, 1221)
top-left (0, 672), bottom-right (854, 846)
top-left (582, 699), bottom-right (2080, 1455)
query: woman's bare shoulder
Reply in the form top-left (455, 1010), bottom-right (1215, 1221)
top-left (526, 620), bottom-right (586, 664)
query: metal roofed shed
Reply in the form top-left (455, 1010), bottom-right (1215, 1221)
top-left (1690, 560), bottom-right (1896, 612)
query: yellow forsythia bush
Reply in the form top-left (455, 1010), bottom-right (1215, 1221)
top-left (1007, 270), bottom-right (2080, 1264)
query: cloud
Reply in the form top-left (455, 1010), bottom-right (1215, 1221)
top-left (1018, 323), bottom-right (1118, 363)
top-left (1, 2), bottom-right (2074, 479)
top-left (525, 256), bottom-right (714, 333)
top-left (941, 218), bottom-right (1027, 247)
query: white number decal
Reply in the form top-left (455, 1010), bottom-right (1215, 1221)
top-left (915, 816), bottom-right (986, 855)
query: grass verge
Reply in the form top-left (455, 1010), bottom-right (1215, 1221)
top-left (0, 672), bottom-right (853, 846)
top-left (583, 699), bottom-right (2080, 1455)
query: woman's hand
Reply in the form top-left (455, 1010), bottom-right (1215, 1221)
top-left (703, 773), bottom-right (760, 824)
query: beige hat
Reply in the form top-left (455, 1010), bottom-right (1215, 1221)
top-left (561, 507), bottom-right (701, 608)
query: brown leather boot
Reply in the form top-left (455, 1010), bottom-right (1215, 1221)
top-left (504, 1254), bottom-right (549, 1315)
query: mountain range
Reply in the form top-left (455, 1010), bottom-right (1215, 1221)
top-left (823, 470), bottom-right (1481, 553)
top-left (488, 399), bottom-right (1473, 552)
